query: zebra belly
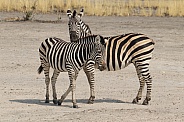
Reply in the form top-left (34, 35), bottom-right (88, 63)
top-left (107, 61), bottom-right (127, 71)
top-left (49, 56), bottom-right (68, 72)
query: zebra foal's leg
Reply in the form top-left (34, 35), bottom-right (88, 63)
top-left (132, 61), bottom-right (152, 105)
top-left (83, 64), bottom-right (95, 104)
top-left (43, 66), bottom-right (50, 103)
top-left (58, 69), bottom-right (79, 108)
top-left (72, 72), bottom-right (78, 108)
top-left (51, 70), bottom-right (60, 104)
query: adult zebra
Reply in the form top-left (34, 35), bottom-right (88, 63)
top-left (38, 35), bottom-right (106, 108)
top-left (103, 33), bottom-right (155, 105)
top-left (67, 11), bottom-right (155, 105)
top-left (67, 9), bottom-right (92, 42)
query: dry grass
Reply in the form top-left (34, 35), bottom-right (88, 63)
top-left (0, 0), bottom-right (184, 16)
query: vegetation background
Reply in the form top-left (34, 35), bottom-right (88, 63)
top-left (0, 0), bottom-right (184, 17)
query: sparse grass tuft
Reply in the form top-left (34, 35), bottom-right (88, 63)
top-left (0, 0), bottom-right (184, 17)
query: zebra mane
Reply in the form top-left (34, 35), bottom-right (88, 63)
top-left (77, 35), bottom-right (105, 46)
top-left (104, 33), bottom-right (144, 40)
top-left (76, 35), bottom-right (96, 44)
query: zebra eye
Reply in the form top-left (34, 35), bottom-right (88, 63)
top-left (76, 22), bottom-right (80, 26)
top-left (97, 49), bottom-right (102, 53)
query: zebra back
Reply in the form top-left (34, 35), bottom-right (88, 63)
top-left (104, 33), bottom-right (155, 71)
top-left (39, 35), bottom-right (105, 72)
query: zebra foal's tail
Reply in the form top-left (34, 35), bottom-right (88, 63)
top-left (37, 65), bottom-right (43, 74)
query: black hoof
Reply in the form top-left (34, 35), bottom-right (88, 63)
top-left (45, 99), bottom-right (49, 103)
top-left (58, 101), bottom-right (62, 106)
top-left (73, 105), bottom-right (78, 108)
top-left (88, 96), bottom-right (95, 104)
top-left (132, 98), bottom-right (138, 104)
top-left (53, 99), bottom-right (57, 104)
top-left (88, 100), bottom-right (94, 104)
top-left (142, 99), bottom-right (149, 105)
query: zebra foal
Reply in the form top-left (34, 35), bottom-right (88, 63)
top-left (38, 35), bottom-right (106, 108)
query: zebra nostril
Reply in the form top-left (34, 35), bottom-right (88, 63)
top-left (70, 31), bottom-right (78, 42)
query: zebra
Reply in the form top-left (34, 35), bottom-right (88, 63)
top-left (103, 33), bottom-right (155, 105)
top-left (67, 9), bottom-right (92, 42)
top-left (66, 11), bottom-right (155, 105)
top-left (38, 35), bottom-right (106, 108)
top-left (66, 9), bottom-right (105, 104)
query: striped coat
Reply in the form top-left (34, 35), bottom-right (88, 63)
top-left (38, 35), bottom-right (106, 108)
top-left (103, 33), bottom-right (155, 105)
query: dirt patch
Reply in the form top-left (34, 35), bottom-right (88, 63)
top-left (0, 12), bottom-right (184, 121)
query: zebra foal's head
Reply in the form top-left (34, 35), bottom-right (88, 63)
top-left (67, 9), bottom-right (91, 42)
top-left (92, 35), bottom-right (106, 71)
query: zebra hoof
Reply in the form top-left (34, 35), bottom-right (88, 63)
top-left (132, 98), bottom-right (138, 104)
top-left (142, 99), bottom-right (149, 105)
top-left (73, 104), bottom-right (78, 108)
top-left (87, 100), bottom-right (94, 104)
top-left (53, 99), bottom-right (58, 104)
top-left (45, 99), bottom-right (50, 103)
top-left (58, 100), bottom-right (62, 106)
top-left (88, 96), bottom-right (95, 104)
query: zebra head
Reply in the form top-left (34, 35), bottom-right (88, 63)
top-left (92, 35), bottom-right (106, 71)
top-left (67, 9), bottom-right (92, 42)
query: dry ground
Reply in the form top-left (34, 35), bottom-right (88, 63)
top-left (0, 12), bottom-right (184, 122)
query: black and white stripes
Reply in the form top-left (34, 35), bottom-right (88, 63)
top-left (38, 35), bottom-right (106, 108)
top-left (65, 10), bottom-right (155, 105)
top-left (66, 9), bottom-right (105, 104)
top-left (104, 33), bottom-right (155, 105)
top-left (67, 9), bottom-right (92, 42)
top-left (38, 9), bottom-right (155, 107)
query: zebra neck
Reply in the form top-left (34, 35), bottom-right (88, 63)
top-left (81, 43), bottom-right (94, 62)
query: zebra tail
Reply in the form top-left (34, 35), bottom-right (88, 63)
top-left (151, 39), bottom-right (155, 45)
top-left (37, 65), bottom-right (43, 74)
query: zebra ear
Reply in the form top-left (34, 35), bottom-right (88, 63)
top-left (78, 8), bottom-right (84, 17)
top-left (67, 9), bottom-right (72, 18)
top-left (104, 38), bottom-right (108, 44)
top-left (99, 36), bottom-right (106, 45)
top-left (73, 10), bottom-right (77, 17)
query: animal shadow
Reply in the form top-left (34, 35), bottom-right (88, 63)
top-left (10, 98), bottom-right (131, 107)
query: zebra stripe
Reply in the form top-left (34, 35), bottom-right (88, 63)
top-left (105, 33), bottom-right (154, 70)
top-left (38, 35), bottom-right (105, 108)
top-left (104, 33), bottom-right (155, 105)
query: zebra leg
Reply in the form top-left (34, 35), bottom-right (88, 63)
top-left (132, 76), bottom-right (145, 104)
top-left (57, 86), bottom-right (72, 106)
top-left (51, 70), bottom-right (60, 104)
top-left (142, 75), bottom-right (152, 105)
top-left (72, 72), bottom-right (78, 108)
top-left (132, 62), bottom-right (146, 104)
top-left (58, 70), bottom-right (78, 108)
top-left (43, 66), bottom-right (50, 103)
top-left (83, 64), bottom-right (95, 104)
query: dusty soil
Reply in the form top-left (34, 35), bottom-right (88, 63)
top-left (0, 12), bottom-right (184, 122)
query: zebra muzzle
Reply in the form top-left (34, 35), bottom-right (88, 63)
top-left (98, 61), bottom-right (106, 71)
top-left (70, 31), bottom-right (78, 42)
